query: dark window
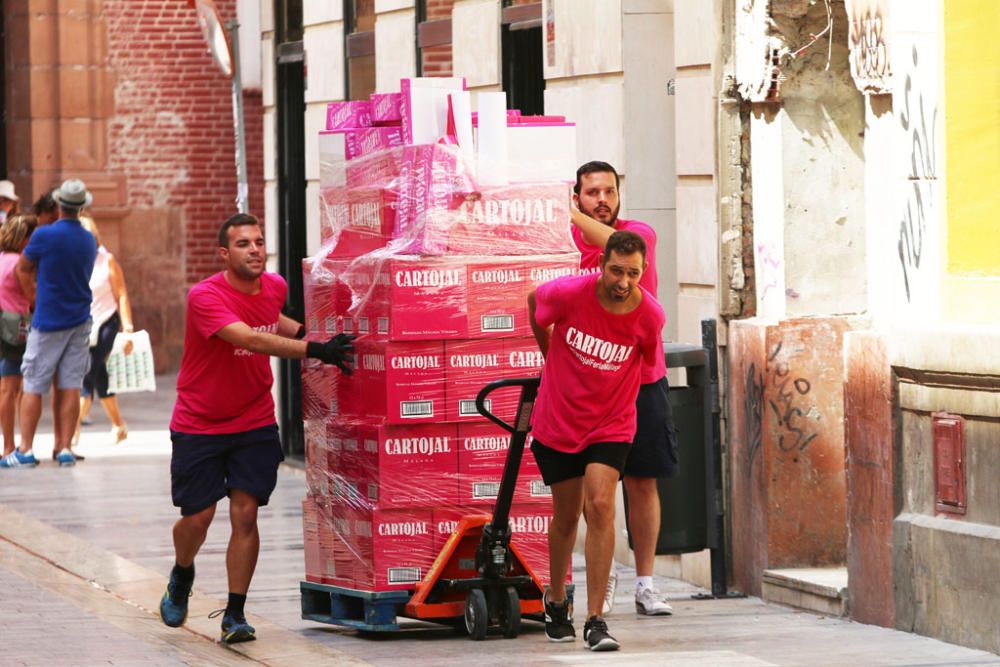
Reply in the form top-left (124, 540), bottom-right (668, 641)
top-left (501, 1), bottom-right (544, 114)
top-left (274, 0), bottom-right (306, 458)
top-left (416, 0), bottom-right (454, 77)
top-left (344, 0), bottom-right (376, 100)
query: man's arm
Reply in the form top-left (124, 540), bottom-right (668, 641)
top-left (215, 320), bottom-right (356, 373)
top-left (15, 255), bottom-right (36, 305)
top-left (570, 205), bottom-right (614, 248)
top-left (528, 290), bottom-right (552, 358)
top-left (216, 321), bottom-right (308, 358)
top-left (276, 313), bottom-right (303, 338)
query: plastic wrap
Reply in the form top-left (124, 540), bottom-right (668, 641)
top-left (302, 78), bottom-right (583, 594)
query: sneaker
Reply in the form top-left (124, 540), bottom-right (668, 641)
top-left (602, 569), bottom-right (618, 615)
top-left (56, 450), bottom-right (77, 467)
top-left (583, 615), bottom-right (620, 651)
top-left (543, 590), bottom-right (576, 642)
top-left (52, 449), bottom-right (85, 462)
top-left (159, 572), bottom-right (193, 628)
top-left (0, 450), bottom-right (39, 468)
top-left (112, 423), bottom-right (128, 444)
top-left (215, 611), bottom-right (256, 644)
top-left (635, 587), bottom-right (674, 616)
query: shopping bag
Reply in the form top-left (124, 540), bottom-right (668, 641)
top-left (106, 329), bottom-right (157, 394)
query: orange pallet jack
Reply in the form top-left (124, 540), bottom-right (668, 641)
top-left (405, 377), bottom-right (547, 640)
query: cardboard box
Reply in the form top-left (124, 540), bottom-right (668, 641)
top-left (370, 92), bottom-right (403, 124)
top-left (354, 256), bottom-right (469, 341)
top-left (447, 182), bottom-right (575, 256)
top-left (346, 421), bottom-right (459, 509)
top-left (326, 100), bottom-right (372, 130)
top-left (303, 496), bottom-right (323, 583)
top-left (340, 339), bottom-right (446, 423)
top-left (302, 258), bottom-right (351, 335)
top-left (318, 131), bottom-right (347, 187)
top-left (348, 508), bottom-right (436, 591)
top-left (399, 77), bottom-right (466, 145)
top-left (345, 126), bottom-right (405, 160)
top-left (466, 263), bottom-right (530, 339)
top-left (457, 422), bottom-right (548, 506)
top-left (444, 339), bottom-right (511, 422)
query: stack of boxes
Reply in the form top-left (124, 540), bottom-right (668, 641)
top-left (302, 78), bottom-right (580, 594)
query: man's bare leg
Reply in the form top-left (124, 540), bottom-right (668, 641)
top-left (547, 477), bottom-right (584, 603)
top-left (582, 463), bottom-right (620, 619)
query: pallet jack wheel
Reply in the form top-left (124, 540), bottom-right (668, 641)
top-left (498, 586), bottom-right (520, 639)
top-left (464, 588), bottom-right (489, 640)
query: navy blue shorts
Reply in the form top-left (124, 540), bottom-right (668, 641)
top-left (625, 376), bottom-right (679, 478)
top-left (170, 425), bottom-right (285, 516)
top-left (530, 440), bottom-right (630, 486)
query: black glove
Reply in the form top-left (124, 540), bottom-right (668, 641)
top-left (307, 334), bottom-right (356, 375)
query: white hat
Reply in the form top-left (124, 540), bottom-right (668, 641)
top-left (53, 179), bottom-right (93, 208)
top-left (0, 180), bottom-right (18, 202)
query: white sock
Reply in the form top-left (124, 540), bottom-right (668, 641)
top-left (636, 576), bottom-right (653, 593)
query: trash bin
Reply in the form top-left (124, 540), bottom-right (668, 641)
top-left (623, 342), bottom-right (710, 555)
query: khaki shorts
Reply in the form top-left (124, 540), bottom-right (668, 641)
top-left (20, 320), bottom-right (92, 394)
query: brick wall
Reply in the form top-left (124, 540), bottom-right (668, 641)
top-left (103, 1), bottom-right (265, 371)
top-left (421, 0), bottom-right (454, 77)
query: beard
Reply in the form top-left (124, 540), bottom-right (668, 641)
top-left (231, 260), bottom-right (264, 281)
top-left (582, 201), bottom-right (620, 226)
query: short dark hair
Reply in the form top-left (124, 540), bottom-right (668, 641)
top-left (218, 213), bottom-right (261, 248)
top-left (603, 230), bottom-right (646, 264)
top-left (574, 161), bottom-right (620, 195)
top-left (32, 193), bottom-right (57, 216)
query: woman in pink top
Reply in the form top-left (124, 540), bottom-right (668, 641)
top-left (0, 215), bottom-right (38, 455)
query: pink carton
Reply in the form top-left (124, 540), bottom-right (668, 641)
top-left (444, 339), bottom-right (510, 423)
top-left (324, 187), bottom-right (397, 258)
top-left (467, 261), bottom-right (532, 339)
top-left (399, 77), bottom-right (466, 145)
top-left (347, 421), bottom-right (459, 509)
top-left (326, 100), bottom-right (372, 130)
top-left (370, 92), bottom-right (403, 125)
top-left (351, 255), bottom-right (469, 341)
top-left (348, 508), bottom-right (436, 591)
top-left (302, 496), bottom-right (323, 583)
top-left (458, 423), bottom-right (547, 506)
top-left (447, 182), bottom-right (574, 255)
top-left (345, 126), bottom-right (405, 160)
top-left (341, 339), bottom-right (446, 423)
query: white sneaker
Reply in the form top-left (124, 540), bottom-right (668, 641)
top-left (635, 588), bottom-right (673, 616)
top-left (602, 569), bottom-right (618, 616)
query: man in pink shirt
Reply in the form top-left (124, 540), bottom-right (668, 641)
top-left (158, 214), bottom-right (354, 644)
top-left (571, 161), bottom-right (678, 618)
top-left (528, 231), bottom-right (665, 651)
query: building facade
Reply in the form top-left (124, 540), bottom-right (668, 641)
top-left (1, 0), bottom-right (264, 371)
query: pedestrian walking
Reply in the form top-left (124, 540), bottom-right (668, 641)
top-left (0, 180), bottom-right (20, 226)
top-left (0, 179), bottom-right (97, 469)
top-left (569, 161), bottom-right (679, 617)
top-left (71, 216), bottom-right (134, 449)
top-left (0, 215), bottom-right (38, 456)
top-left (528, 230), bottom-right (666, 651)
top-left (158, 213), bottom-right (355, 644)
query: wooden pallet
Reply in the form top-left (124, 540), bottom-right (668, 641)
top-left (300, 581), bottom-right (413, 632)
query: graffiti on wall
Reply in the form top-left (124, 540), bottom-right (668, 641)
top-left (746, 340), bottom-right (819, 472)
top-left (744, 362), bottom-right (765, 470)
top-left (897, 44), bottom-right (938, 303)
top-left (846, 0), bottom-right (891, 93)
top-left (766, 341), bottom-right (819, 454)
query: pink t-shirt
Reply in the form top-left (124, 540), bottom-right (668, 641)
top-left (572, 219), bottom-right (666, 384)
top-left (171, 272), bottom-right (288, 434)
top-left (0, 252), bottom-right (30, 314)
top-left (531, 273), bottom-right (665, 453)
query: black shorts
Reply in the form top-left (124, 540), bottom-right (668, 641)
top-left (625, 376), bottom-right (679, 478)
top-left (530, 440), bottom-right (630, 486)
top-left (170, 424), bottom-right (285, 516)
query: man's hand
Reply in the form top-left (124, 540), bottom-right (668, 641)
top-left (307, 334), bottom-right (356, 375)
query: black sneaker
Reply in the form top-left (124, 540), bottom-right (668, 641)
top-left (583, 615), bottom-right (620, 651)
top-left (543, 590), bottom-right (576, 642)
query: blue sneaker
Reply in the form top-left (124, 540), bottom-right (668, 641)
top-left (0, 450), bottom-right (39, 468)
top-left (159, 572), bottom-right (193, 628)
top-left (56, 450), bottom-right (77, 467)
top-left (216, 611), bottom-right (256, 644)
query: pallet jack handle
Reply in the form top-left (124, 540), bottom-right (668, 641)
top-left (475, 377), bottom-right (540, 543)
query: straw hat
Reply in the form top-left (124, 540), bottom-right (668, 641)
top-left (0, 180), bottom-right (18, 202)
top-left (52, 179), bottom-right (93, 208)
